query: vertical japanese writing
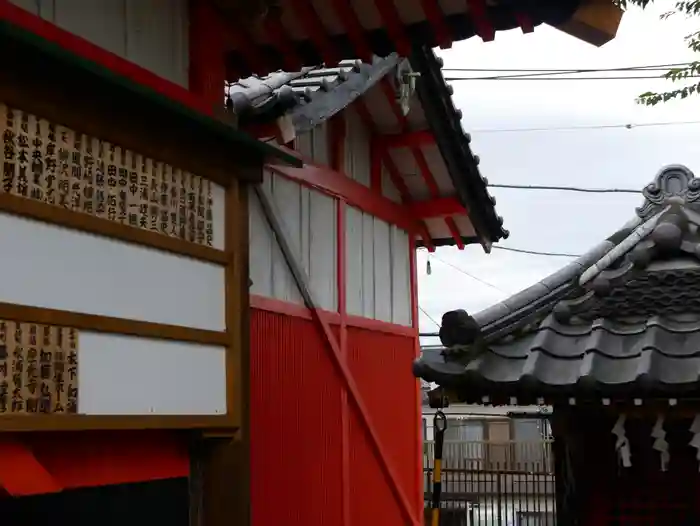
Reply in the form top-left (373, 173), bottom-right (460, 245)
top-left (0, 322), bottom-right (7, 414)
top-left (57, 127), bottom-right (71, 208)
top-left (66, 328), bottom-right (78, 414)
top-left (95, 140), bottom-right (106, 218)
top-left (160, 164), bottom-right (170, 235)
top-left (118, 147), bottom-right (128, 224)
top-left (205, 179), bottom-right (214, 247)
top-left (29, 115), bottom-right (45, 201)
top-left (11, 322), bottom-right (24, 413)
top-left (150, 160), bottom-right (160, 232)
top-left (106, 143), bottom-right (118, 222)
top-left (70, 133), bottom-right (83, 211)
top-left (45, 121), bottom-right (57, 205)
top-left (178, 171), bottom-right (188, 239)
top-left (39, 325), bottom-right (52, 414)
top-left (2, 105), bottom-right (17, 194)
top-left (187, 173), bottom-right (197, 242)
top-left (82, 137), bottom-right (95, 216)
top-left (17, 111), bottom-right (29, 198)
top-left (25, 325), bottom-right (41, 413)
top-left (195, 175), bottom-right (205, 244)
top-left (139, 155), bottom-right (149, 230)
top-left (53, 328), bottom-right (66, 413)
top-left (169, 168), bottom-right (179, 238)
top-left (126, 150), bottom-right (139, 228)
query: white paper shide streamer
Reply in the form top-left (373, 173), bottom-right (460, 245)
top-left (690, 414), bottom-right (700, 471)
top-left (651, 414), bottom-right (669, 471)
top-left (612, 413), bottom-right (632, 468)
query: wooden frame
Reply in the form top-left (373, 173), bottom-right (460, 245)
top-left (0, 26), bottom-right (256, 434)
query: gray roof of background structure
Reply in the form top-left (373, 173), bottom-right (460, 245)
top-left (413, 165), bottom-right (700, 401)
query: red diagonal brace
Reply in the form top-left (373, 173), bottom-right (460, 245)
top-left (254, 184), bottom-right (420, 526)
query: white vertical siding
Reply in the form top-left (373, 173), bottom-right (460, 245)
top-left (345, 206), bottom-right (412, 325)
top-left (10, 0), bottom-right (189, 87)
top-left (249, 170), bottom-right (338, 312)
top-left (295, 122), bottom-right (329, 166)
top-left (344, 109), bottom-right (371, 186)
top-left (382, 164), bottom-right (403, 203)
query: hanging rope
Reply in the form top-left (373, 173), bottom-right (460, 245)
top-left (430, 410), bottom-right (447, 526)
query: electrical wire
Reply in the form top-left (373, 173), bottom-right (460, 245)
top-left (428, 254), bottom-right (508, 294)
top-left (488, 183), bottom-right (641, 194)
top-left (492, 246), bottom-right (581, 258)
top-left (441, 62), bottom-right (694, 73)
top-left (471, 120), bottom-right (700, 133)
top-left (444, 75), bottom-right (700, 81)
top-left (419, 306), bottom-right (441, 329)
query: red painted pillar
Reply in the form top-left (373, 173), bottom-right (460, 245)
top-left (189, 0), bottom-right (227, 114)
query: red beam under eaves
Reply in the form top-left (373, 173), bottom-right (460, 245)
top-left (0, 437), bottom-right (61, 496)
top-left (410, 196), bottom-right (466, 219)
top-left (379, 130), bottom-right (435, 150)
top-left (466, 0), bottom-right (495, 42)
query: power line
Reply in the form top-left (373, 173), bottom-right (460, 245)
top-left (444, 74), bottom-right (700, 81)
top-left (419, 306), bottom-right (441, 329)
top-left (493, 246), bottom-right (581, 258)
top-left (441, 62), bottom-right (693, 73)
top-left (488, 183), bottom-right (641, 194)
top-left (472, 120), bottom-right (700, 133)
top-left (428, 254), bottom-right (507, 294)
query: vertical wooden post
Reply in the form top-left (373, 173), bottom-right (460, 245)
top-left (191, 166), bottom-right (253, 526)
top-left (409, 234), bottom-right (423, 514)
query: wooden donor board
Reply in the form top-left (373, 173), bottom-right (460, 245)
top-left (1, 104), bottom-right (215, 246)
top-left (0, 321), bottom-right (78, 415)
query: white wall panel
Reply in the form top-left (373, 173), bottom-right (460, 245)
top-left (11, 0), bottom-right (189, 87)
top-left (345, 207), bottom-right (412, 326)
top-left (248, 170), bottom-right (337, 311)
top-left (382, 164), bottom-right (403, 203)
top-left (295, 122), bottom-right (329, 166)
top-left (344, 109), bottom-right (370, 186)
top-left (79, 332), bottom-right (226, 415)
top-left (0, 212), bottom-right (225, 331)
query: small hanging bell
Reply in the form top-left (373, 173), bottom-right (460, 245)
top-left (426, 259), bottom-right (432, 275)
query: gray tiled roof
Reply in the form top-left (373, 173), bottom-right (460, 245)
top-left (413, 165), bottom-right (700, 400)
top-left (225, 56), bottom-right (401, 132)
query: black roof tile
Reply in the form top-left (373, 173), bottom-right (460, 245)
top-left (414, 165), bottom-right (700, 400)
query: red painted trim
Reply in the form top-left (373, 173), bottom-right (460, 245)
top-left (345, 314), bottom-right (416, 337)
top-left (250, 296), bottom-right (415, 336)
top-left (267, 163), bottom-right (419, 233)
top-left (30, 431), bottom-right (189, 490)
top-left (0, 437), bottom-right (62, 496)
top-left (409, 196), bottom-right (466, 218)
top-left (330, 0), bottom-right (373, 62)
top-left (515, 12), bottom-right (535, 34)
top-left (445, 216), bottom-right (465, 249)
top-left (290, 0), bottom-right (337, 64)
top-left (466, 0), bottom-right (496, 42)
top-left (373, 0), bottom-right (412, 56)
top-left (408, 234), bottom-right (422, 512)
top-left (189, 0), bottom-right (227, 111)
top-left (0, 0), bottom-right (211, 116)
top-left (380, 130), bottom-right (435, 150)
top-left (420, 0), bottom-right (453, 48)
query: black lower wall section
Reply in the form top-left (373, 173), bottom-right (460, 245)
top-left (1, 477), bottom-right (189, 526)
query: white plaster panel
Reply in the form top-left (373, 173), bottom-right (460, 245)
top-left (78, 332), bottom-right (226, 415)
top-left (373, 218), bottom-right (392, 322)
top-left (345, 206), bottom-right (364, 317)
top-left (248, 170), bottom-right (338, 310)
top-left (391, 226), bottom-right (412, 326)
top-left (0, 212), bottom-right (225, 331)
top-left (15, 0), bottom-right (190, 87)
top-left (344, 109), bottom-right (370, 187)
top-left (382, 164), bottom-right (403, 203)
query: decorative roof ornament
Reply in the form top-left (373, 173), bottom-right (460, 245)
top-left (636, 165), bottom-right (700, 220)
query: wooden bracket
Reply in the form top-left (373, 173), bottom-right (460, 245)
top-left (254, 185), bottom-right (420, 526)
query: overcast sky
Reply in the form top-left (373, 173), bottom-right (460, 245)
top-left (418, 3), bottom-right (700, 341)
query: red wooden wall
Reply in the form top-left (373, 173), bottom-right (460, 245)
top-left (250, 309), bottom-right (422, 526)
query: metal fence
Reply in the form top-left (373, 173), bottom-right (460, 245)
top-left (423, 441), bottom-right (556, 526)
top-left (424, 440), bottom-right (554, 473)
